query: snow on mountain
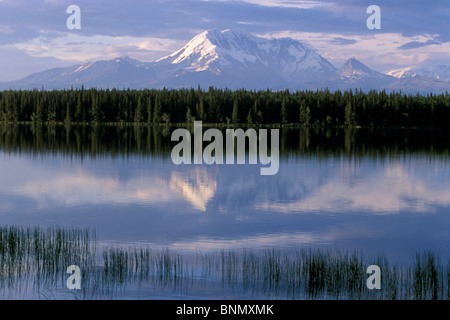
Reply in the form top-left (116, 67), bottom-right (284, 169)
top-left (0, 28), bottom-right (447, 93)
top-left (387, 63), bottom-right (450, 82)
top-left (318, 57), bottom-right (399, 92)
top-left (155, 28), bottom-right (337, 86)
top-left (386, 67), bottom-right (413, 79)
top-left (338, 57), bottom-right (391, 81)
top-left (1, 56), bottom-right (155, 90)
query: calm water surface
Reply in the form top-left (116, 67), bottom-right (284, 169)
top-left (0, 124), bottom-right (449, 299)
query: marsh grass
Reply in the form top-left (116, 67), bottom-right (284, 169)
top-left (1, 225), bottom-right (450, 299)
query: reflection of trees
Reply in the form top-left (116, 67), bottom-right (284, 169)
top-left (0, 124), bottom-right (449, 161)
top-left (344, 128), bottom-right (357, 155)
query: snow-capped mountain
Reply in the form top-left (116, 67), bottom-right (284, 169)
top-left (322, 57), bottom-right (398, 91)
top-left (387, 62), bottom-right (450, 82)
top-left (0, 29), bottom-right (447, 93)
top-left (3, 56), bottom-right (157, 89)
top-left (155, 29), bottom-right (337, 84)
top-left (338, 58), bottom-right (392, 81)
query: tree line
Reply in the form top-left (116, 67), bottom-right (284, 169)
top-left (0, 87), bottom-right (449, 127)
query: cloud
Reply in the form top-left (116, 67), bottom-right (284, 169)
top-left (0, 0), bottom-right (449, 81)
top-left (330, 37), bottom-right (357, 45)
top-left (11, 32), bottom-right (185, 62)
top-left (205, 0), bottom-right (330, 9)
top-left (259, 30), bottom-right (450, 70)
top-left (398, 40), bottom-right (442, 50)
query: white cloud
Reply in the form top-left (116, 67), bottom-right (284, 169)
top-left (258, 30), bottom-right (450, 71)
top-left (11, 32), bottom-right (185, 62)
top-left (201, 0), bottom-right (329, 9)
top-left (16, 29), bottom-right (446, 73)
top-left (238, 0), bottom-right (327, 9)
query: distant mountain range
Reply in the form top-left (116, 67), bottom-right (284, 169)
top-left (1, 29), bottom-right (448, 94)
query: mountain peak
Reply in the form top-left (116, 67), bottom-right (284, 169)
top-left (156, 28), bottom-right (336, 83)
top-left (341, 57), bottom-right (371, 71)
top-left (112, 56), bottom-right (136, 62)
top-left (204, 28), bottom-right (255, 40)
top-left (2, 28), bottom-right (445, 93)
top-left (387, 63), bottom-right (450, 81)
top-left (339, 57), bottom-right (386, 79)
top-left (111, 56), bottom-right (144, 66)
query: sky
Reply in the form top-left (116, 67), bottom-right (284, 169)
top-left (0, 0), bottom-right (448, 82)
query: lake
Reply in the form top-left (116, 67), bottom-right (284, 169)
top-left (0, 124), bottom-right (449, 299)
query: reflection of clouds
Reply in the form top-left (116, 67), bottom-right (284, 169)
top-left (6, 165), bottom-right (217, 211)
top-left (15, 171), bottom-right (174, 206)
top-left (169, 232), bottom-right (332, 252)
top-left (2, 155), bottom-right (450, 216)
top-left (167, 222), bottom-right (386, 252)
top-left (257, 163), bottom-right (450, 214)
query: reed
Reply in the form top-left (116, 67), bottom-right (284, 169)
top-left (1, 225), bottom-right (450, 299)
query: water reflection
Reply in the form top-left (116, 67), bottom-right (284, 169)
top-left (170, 169), bottom-right (217, 211)
top-left (1, 225), bottom-right (448, 300)
top-left (0, 157), bottom-right (217, 211)
top-left (6, 153), bottom-right (449, 215)
top-left (257, 161), bottom-right (450, 214)
top-left (1, 123), bottom-right (449, 159)
top-left (0, 124), bottom-right (449, 265)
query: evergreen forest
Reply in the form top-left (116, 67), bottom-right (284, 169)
top-left (0, 87), bottom-right (449, 127)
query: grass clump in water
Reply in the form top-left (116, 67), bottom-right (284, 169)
top-left (1, 225), bottom-right (450, 300)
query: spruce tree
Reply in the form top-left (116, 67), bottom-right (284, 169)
top-left (134, 97), bottom-right (143, 123)
top-left (232, 99), bottom-right (239, 124)
top-left (65, 102), bottom-right (71, 124)
top-left (281, 97), bottom-right (288, 124)
top-left (146, 97), bottom-right (152, 124)
top-left (153, 95), bottom-right (161, 124)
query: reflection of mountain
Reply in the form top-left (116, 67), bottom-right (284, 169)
top-left (2, 152), bottom-right (450, 216)
top-left (0, 156), bottom-right (219, 212)
top-left (2, 150), bottom-right (450, 263)
top-left (256, 163), bottom-right (450, 214)
top-left (169, 168), bottom-right (217, 211)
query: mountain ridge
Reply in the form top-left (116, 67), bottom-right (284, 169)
top-left (0, 28), bottom-right (447, 94)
